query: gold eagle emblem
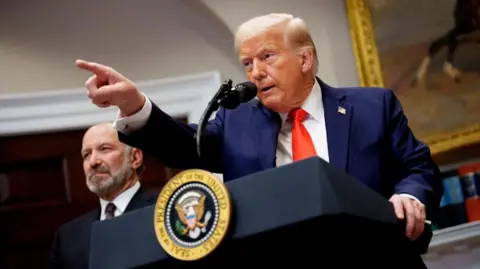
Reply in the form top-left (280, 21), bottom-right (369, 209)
top-left (175, 194), bottom-right (209, 236)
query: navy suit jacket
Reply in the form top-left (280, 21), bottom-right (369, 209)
top-left (49, 187), bottom-right (157, 269)
top-left (119, 78), bottom-right (442, 214)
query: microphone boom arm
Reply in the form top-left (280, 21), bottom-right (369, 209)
top-left (196, 79), bottom-right (233, 158)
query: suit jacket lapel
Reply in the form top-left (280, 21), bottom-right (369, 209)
top-left (253, 101), bottom-right (281, 170)
top-left (319, 79), bottom-right (352, 172)
top-left (250, 78), bottom-right (352, 173)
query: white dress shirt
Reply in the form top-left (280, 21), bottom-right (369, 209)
top-left (113, 95), bottom-right (152, 134)
top-left (99, 181), bottom-right (141, 220)
top-left (276, 79), bottom-right (329, 166)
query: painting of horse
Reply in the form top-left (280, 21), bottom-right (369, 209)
top-left (349, 0), bottom-right (480, 148)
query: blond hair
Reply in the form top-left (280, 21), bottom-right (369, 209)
top-left (234, 13), bottom-right (319, 75)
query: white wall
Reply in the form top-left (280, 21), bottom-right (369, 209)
top-left (0, 0), bottom-right (245, 94)
top-left (0, 0), bottom-right (359, 95)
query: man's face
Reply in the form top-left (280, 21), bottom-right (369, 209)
top-left (239, 27), bottom-right (311, 112)
top-left (81, 124), bottom-right (133, 196)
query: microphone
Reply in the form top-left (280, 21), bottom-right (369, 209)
top-left (196, 79), bottom-right (257, 158)
top-left (218, 80), bottom-right (257, 109)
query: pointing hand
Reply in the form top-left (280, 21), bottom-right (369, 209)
top-left (76, 59), bottom-right (145, 117)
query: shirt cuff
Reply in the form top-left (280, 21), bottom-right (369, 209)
top-left (398, 193), bottom-right (424, 206)
top-left (112, 93), bottom-right (152, 134)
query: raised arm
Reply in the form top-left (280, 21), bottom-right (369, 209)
top-left (76, 59), bottom-right (224, 172)
top-left (115, 98), bottom-right (225, 172)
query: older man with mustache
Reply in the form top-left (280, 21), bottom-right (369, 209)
top-left (49, 123), bottom-right (157, 269)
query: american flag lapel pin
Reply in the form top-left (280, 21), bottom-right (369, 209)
top-left (338, 106), bottom-right (346, 114)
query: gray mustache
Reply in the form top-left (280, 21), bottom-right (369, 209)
top-left (88, 165), bottom-right (111, 178)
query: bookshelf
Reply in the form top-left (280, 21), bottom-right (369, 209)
top-left (439, 158), bottom-right (480, 173)
top-left (432, 158), bottom-right (480, 227)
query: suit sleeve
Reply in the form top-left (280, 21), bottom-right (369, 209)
top-left (117, 100), bottom-right (225, 173)
top-left (384, 90), bottom-right (443, 213)
top-left (49, 230), bottom-right (63, 269)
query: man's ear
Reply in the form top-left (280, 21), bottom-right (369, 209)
top-left (300, 48), bottom-right (314, 74)
top-left (130, 148), bottom-right (143, 171)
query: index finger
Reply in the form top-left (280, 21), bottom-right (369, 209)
top-left (76, 59), bottom-right (111, 75)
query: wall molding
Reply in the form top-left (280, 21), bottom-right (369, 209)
top-left (0, 70), bottom-right (222, 136)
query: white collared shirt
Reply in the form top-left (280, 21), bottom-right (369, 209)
top-left (99, 181), bottom-right (141, 220)
top-left (276, 79), bottom-right (329, 166)
top-left (113, 96), bottom-right (152, 134)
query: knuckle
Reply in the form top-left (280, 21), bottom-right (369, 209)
top-left (88, 89), bottom-right (96, 97)
top-left (408, 209), bottom-right (415, 217)
top-left (407, 212), bottom-right (416, 221)
top-left (417, 208), bottom-right (423, 216)
top-left (85, 78), bottom-right (95, 89)
top-left (106, 67), bottom-right (116, 76)
top-left (408, 213), bottom-right (415, 221)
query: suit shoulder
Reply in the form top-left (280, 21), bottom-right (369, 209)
top-left (335, 86), bottom-right (397, 116)
top-left (56, 209), bottom-right (98, 234)
top-left (339, 86), bottom-right (391, 102)
top-left (141, 189), bottom-right (159, 205)
top-left (144, 189), bottom-right (159, 198)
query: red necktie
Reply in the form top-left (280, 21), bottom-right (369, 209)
top-left (290, 108), bottom-right (317, 161)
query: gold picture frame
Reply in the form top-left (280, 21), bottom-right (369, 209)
top-left (345, 0), bottom-right (480, 157)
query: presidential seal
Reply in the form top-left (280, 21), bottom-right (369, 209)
top-left (153, 169), bottom-right (232, 261)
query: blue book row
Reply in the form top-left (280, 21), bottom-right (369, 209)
top-left (433, 163), bottom-right (480, 230)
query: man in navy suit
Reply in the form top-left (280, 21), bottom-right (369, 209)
top-left (49, 123), bottom-right (157, 269)
top-left (76, 13), bottom-right (442, 242)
